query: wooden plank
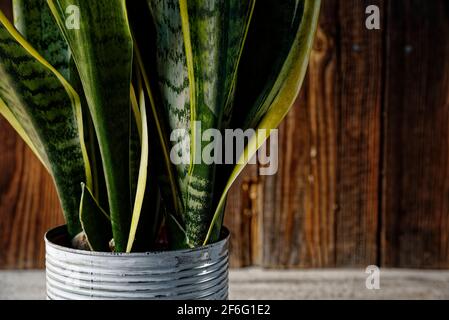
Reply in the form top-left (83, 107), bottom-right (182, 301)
top-left (261, 0), bottom-right (383, 268)
top-left (382, 0), bottom-right (449, 268)
top-left (261, 0), bottom-right (339, 268)
top-left (224, 165), bottom-right (259, 268)
top-left (0, 120), bottom-right (64, 269)
top-left (334, 0), bottom-right (384, 266)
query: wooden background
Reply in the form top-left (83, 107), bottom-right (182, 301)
top-left (1, 0), bottom-right (449, 269)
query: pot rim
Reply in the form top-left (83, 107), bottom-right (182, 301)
top-left (45, 225), bottom-right (230, 257)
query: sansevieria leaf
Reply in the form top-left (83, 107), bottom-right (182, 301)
top-left (126, 80), bottom-right (149, 253)
top-left (0, 97), bottom-right (48, 170)
top-left (12, 1), bottom-right (110, 214)
top-left (0, 0), bottom-right (321, 252)
top-left (180, 0), bottom-right (256, 246)
top-left (222, 0), bottom-right (256, 126)
top-left (134, 37), bottom-right (186, 246)
top-left (128, 60), bottom-right (164, 252)
top-left (0, 10), bottom-right (92, 238)
top-left (148, 0), bottom-right (255, 246)
top-left (13, 0), bottom-right (108, 207)
top-left (12, 1), bottom-right (104, 205)
top-left (147, 0), bottom-right (189, 215)
top-left (47, 0), bottom-right (133, 252)
top-left (129, 84), bottom-right (142, 210)
top-left (204, 0), bottom-right (321, 244)
top-left (12, 0), bottom-right (70, 79)
top-left (79, 183), bottom-right (112, 252)
top-left (231, 0), bottom-right (314, 131)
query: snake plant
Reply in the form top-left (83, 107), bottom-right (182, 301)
top-left (0, 0), bottom-right (320, 252)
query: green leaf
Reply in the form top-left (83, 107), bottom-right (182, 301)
top-left (134, 37), bottom-right (184, 226)
top-left (12, 0), bottom-right (108, 210)
top-left (204, 0), bottom-right (321, 245)
top-left (148, 0), bottom-right (254, 246)
top-left (70, 58), bottom-right (108, 210)
top-left (128, 67), bottom-right (163, 251)
top-left (231, 0), bottom-right (314, 131)
top-left (79, 183), bottom-right (112, 252)
top-left (0, 10), bottom-right (92, 238)
top-left (13, 0), bottom-right (71, 79)
top-left (127, 3), bottom-right (185, 247)
top-left (145, 0), bottom-right (189, 216)
top-left (47, 0), bottom-right (133, 252)
top-left (222, 0), bottom-right (256, 126)
top-left (126, 81), bottom-right (149, 253)
top-left (129, 84), bottom-right (142, 210)
top-left (0, 97), bottom-right (48, 170)
top-left (182, 0), bottom-right (256, 246)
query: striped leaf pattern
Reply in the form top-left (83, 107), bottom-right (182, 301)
top-left (47, 0), bottom-right (134, 252)
top-left (205, 0), bottom-right (321, 244)
top-left (149, 0), bottom-right (254, 246)
top-left (147, 0), bottom-right (190, 211)
top-left (13, 0), bottom-right (70, 79)
top-left (0, 11), bottom-right (91, 238)
top-left (0, 0), bottom-right (320, 251)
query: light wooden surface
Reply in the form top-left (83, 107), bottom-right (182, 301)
top-left (1, 269), bottom-right (449, 300)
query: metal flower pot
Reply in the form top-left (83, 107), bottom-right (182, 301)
top-left (45, 225), bottom-right (229, 300)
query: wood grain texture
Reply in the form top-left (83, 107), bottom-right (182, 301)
top-left (334, 0), bottom-right (383, 267)
top-left (260, 0), bottom-right (383, 268)
top-left (0, 120), bottom-right (64, 269)
top-left (260, 5), bottom-right (330, 268)
top-left (381, 0), bottom-right (449, 268)
top-left (261, 85), bottom-right (332, 267)
top-left (1, 0), bottom-right (449, 269)
top-left (224, 164), bottom-right (260, 268)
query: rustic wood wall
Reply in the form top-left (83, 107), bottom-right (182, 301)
top-left (1, 0), bottom-right (448, 269)
top-left (225, 0), bottom-right (449, 269)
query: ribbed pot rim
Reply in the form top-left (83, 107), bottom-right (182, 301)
top-left (45, 225), bottom-right (230, 256)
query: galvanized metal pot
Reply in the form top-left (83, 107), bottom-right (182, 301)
top-left (45, 225), bottom-right (229, 300)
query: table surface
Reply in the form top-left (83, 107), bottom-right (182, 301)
top-left (1, 268), bottom-right (449, 300)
